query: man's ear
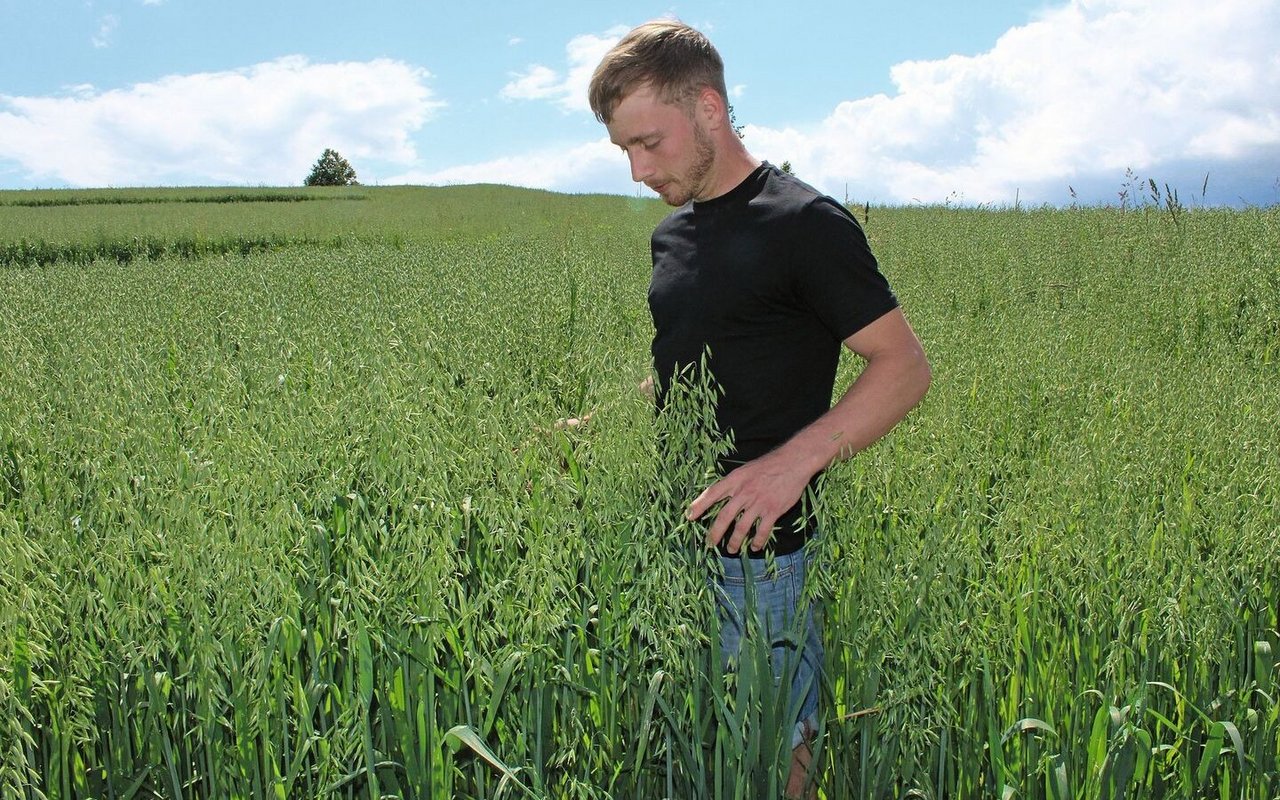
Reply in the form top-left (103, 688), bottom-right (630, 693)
top-left (697, 86), bottom-right (727, 130)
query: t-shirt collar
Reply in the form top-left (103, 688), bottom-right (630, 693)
top-left (692, 161), bottom-right (773, 212)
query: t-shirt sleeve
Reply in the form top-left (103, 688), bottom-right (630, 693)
top-left (792, 197), bottom-right (899, 342)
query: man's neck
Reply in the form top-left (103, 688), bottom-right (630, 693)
top-left (698, 142), bottom-right (762, 202)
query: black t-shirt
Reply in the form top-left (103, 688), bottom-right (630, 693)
top-left (649, 162), bottom-right (899, 554)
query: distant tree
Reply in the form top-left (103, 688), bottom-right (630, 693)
top-left (305, 149), bottom-right (358, 187)
top-left (780, 160), bottom-right (794, 175)
top-left (727, 102), bottom-right (744, 139)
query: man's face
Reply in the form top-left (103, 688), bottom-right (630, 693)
top-left (605, 84), bottom-right (716, 207)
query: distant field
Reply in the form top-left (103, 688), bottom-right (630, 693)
top-left (1, 186), bottom-right (1276, 798)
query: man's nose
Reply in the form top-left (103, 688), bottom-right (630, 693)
top-left (628, 151), bottom-right (653, 184)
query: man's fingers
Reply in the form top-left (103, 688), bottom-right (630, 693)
top-left (686, 477), bottom-right (733, 520)
top-left (689, 464), bottom-right (788, 553)
top-left (703, 503), bottom-right (738, 549)
top-left (721, 508), bottom-right (780, 555)
top-left (730, 513), bottom-right (777, 555)
top-left (704, 496), bottom-right (747, 549)
top-left (724, 515), bottom-right (755, 555)
top-left (685, 486), bottom-right (713, 520)
top-left (749, 515), bottom-right (778, 551)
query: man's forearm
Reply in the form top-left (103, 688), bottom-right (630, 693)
top-left (775, 344), bottom-right (932, 479)
top-left (686, 309), bottom-right (931, 553)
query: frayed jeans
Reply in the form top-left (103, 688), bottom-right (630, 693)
top-left (712, 544), bottom-right (822, 749)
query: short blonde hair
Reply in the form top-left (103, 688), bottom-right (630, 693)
top-left (588, 20), bottom-right (728, 124)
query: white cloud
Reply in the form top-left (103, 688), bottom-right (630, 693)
top-left (7, 3), bottom-right (1275, 203)
top-left (487, 5), bottom-right (1278, 204)
top-left (92, 14), bottom-right (119, 48)
top-left (0, 57), bottom-right (443, 187)
top-left (387, 137), bottom-right (640, 196)
top-left (745, 0), bottom-right (1280, 205)
top-left (500, 65), bottom-right (560, 102)
top-left (501, 25), bottom-right (630, 113)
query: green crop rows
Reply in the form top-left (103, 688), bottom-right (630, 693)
top-left (1, 186), bottom-right (1276, 798)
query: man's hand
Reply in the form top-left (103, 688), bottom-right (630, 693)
top-left (686, 447), bottom-right (815, 554)
top-left (685, 309), bottom-right (931, 555)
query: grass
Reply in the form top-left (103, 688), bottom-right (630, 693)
top-left (0, 186), bottom-right (1276, 798)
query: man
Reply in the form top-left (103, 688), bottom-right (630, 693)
top-left (589, 20), bottom-right (931, 797)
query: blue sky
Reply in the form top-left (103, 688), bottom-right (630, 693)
top-left (2, 0), bottom-right (1278, 206)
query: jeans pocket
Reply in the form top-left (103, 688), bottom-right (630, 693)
top-left (717, 554), bottom-right (797, 588)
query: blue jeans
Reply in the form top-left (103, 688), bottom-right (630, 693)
top-left (712, 544), bottom-right (823, 750)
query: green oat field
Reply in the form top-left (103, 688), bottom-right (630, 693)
top-left (0, 185), bottom-right (1277, 799)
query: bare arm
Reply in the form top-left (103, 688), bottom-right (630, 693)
top-left (686, 307), bottom-right (931, 554)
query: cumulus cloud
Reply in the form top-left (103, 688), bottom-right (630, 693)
top-left (501, 25), bottom-right (630, 113)
top-left (387, 138), bottom-right (636, 195)
top-left (0, 56), bottom-right (443, 187)
top-left (7, 2), bottom-right (1275, 202)
top-left (480, 4), bottom-right (1278, 204)
top-left (745, 0), bottom-right (1280, 205)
